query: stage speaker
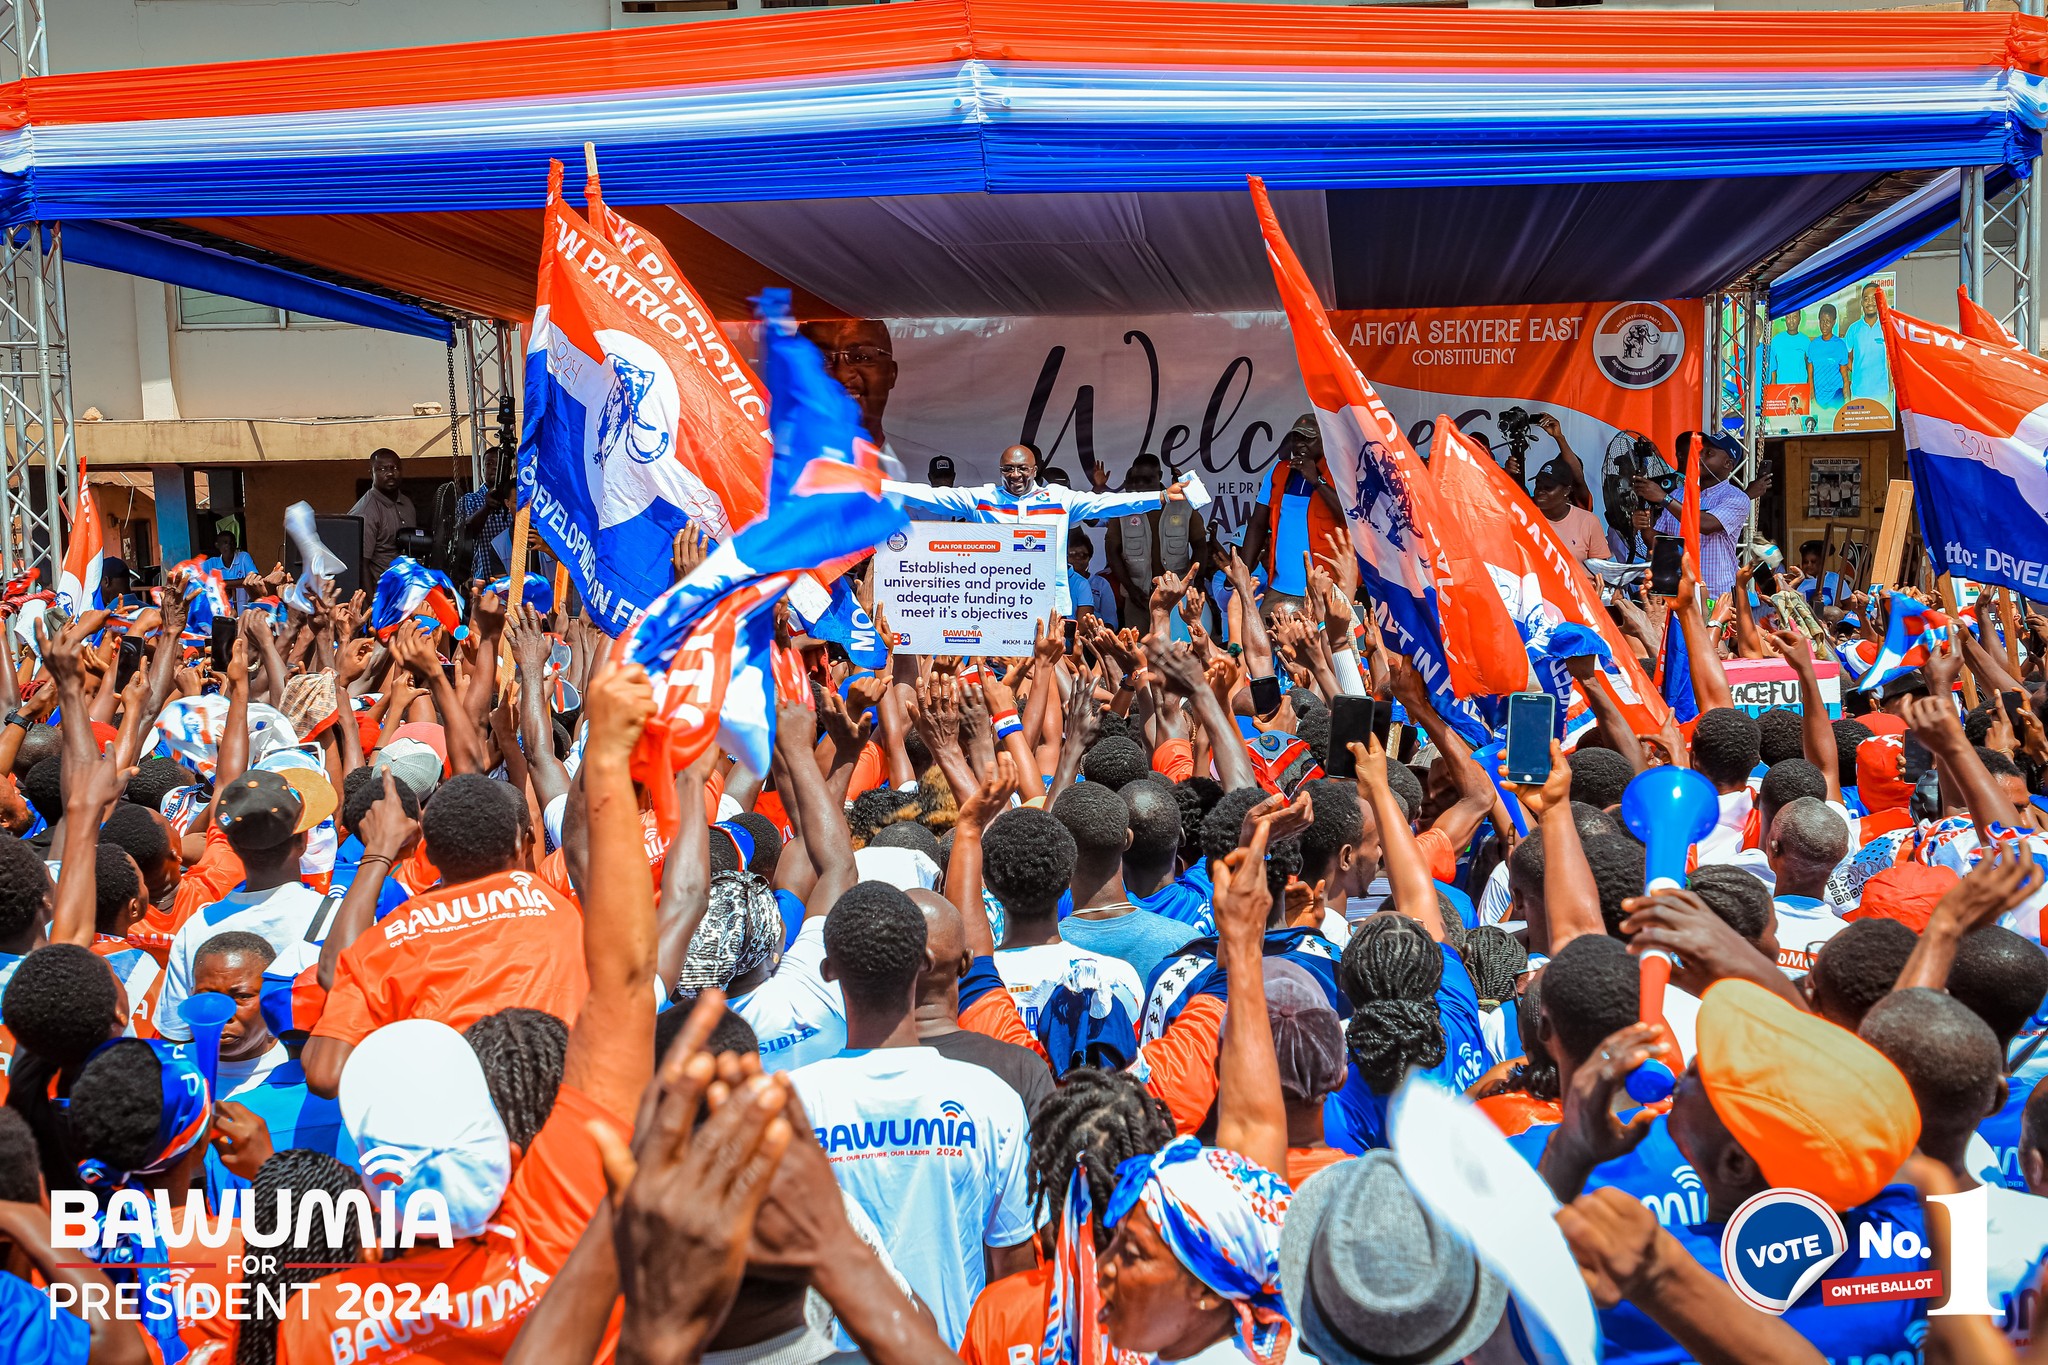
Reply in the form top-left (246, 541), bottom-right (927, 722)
top-left (284, 514), bottom-right (365, 602)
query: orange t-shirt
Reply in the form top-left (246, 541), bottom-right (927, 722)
top-left (311, 869), bottom-right (588, 1047)
top-left (847, 741), bottom-right (888, 801)
top-left (960, 1261), bottom-right (1053, 1365)
top-left (133, 827), bottom-right (246, 962)
top-left (1414, 828), bottom-right (1458, 887)
top-left (1286, 1146), bottom-right (1354, 1187)
top-left (279, 1085), bottom-right (620, 1365)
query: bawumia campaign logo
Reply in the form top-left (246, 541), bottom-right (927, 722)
top-left (586, 329), bottom-right (731, 540)
top-left (1591, 302), bottom-right (1685, 390)
top-left (815, 1099), bottom-right (980, 1155)
top-left (1721, 1187), bottom-right (1846, 1314)
top-left (1011, 528), bottom-right (1048, 552)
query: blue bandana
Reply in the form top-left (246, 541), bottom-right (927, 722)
top-left (76, 1040), bottom-right (212, 1192)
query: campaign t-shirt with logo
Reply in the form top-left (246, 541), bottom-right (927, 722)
top-left (1507, 1115), bottom-right (1707, 1230)
top-left (994, 941), bottom-right (1145, 1032)
top-left (1771, 894), bottom-right (1852, 977)
top-left (312, 869), bottom-right (587, 1046)
top-left (1808, 332), bottom-right (1850, 406)
top-left (1324, 943), bottom-right (1488, 1153)
top-left (732, 915), bottom-right (845, 1073)
top-left (157, 881), bottom-right (328, 1041)
top-left (790, 1046), bottom-right (1035, 1346)
top-left (1595, 1184), bottom-right (1928, 1365)
top-left (280, 1084), bottom-right (620, 1365)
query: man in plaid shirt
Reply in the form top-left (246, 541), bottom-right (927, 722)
top-left (458, 475), bottom-right (515, 584)
top-left (1632, 431), bottom-right (1760, 597)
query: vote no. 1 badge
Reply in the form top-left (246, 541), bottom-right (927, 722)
top-left (1720, 1188), bottom-right (1847, 1315)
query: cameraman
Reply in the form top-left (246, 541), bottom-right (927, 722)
top-left (1632, 431), bottom-right (1752, 596)
top-left (458, 472), bottom-right (516, 585)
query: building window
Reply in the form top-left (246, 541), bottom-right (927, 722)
top-left (175, 288), bottom-right (352, 330)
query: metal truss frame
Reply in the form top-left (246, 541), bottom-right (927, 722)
top-left (1962, 0), bottom-right (2043, 352)
top-left (1703, 286), bottom-right (1765, 548)
top-left (0, 0), bottom-right (73, 579)
top-left (462, 320), bottom-right (517, 489)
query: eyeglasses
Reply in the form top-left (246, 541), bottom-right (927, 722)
top-left (820, 347), bottom-right (890, 368)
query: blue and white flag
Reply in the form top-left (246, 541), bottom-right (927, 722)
top-left (517, 161), bottom-right (773, 636)
top-left (485, 572), bottom-right (555, 619)
top-left (620, 288), bottom-right (906, 818)
top-left (371, 557), bottom-right (464, 639)
top-left (1882, 295), bottom-right (2048, 598)
top-left (799, 574), bottom-right (887, 669)
top-left (1856, 590), bottom-right (1952, 693)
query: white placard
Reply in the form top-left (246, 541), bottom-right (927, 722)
top-left (873, 522), bottom-right (1057, 656)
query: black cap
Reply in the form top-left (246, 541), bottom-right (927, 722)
top-left (215, 770), bottom-right (304, 851)
top-left (928, 456), bottom-right (955, 477)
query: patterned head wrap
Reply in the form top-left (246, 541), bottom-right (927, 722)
top-left (676, 870), bottom-right (784, 992)
top-left (1102, 1137), bottom-right (1294, 1365)
top-left (1042, 1157), bottom-right (1142, 1365)
top-left (76, 1040), bottom-right (212, 1191)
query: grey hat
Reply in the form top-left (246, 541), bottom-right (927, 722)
top-left (368, 737), bottom-right (442, 801)
top-left (1279, 1152), bottom-right (1507, 1365)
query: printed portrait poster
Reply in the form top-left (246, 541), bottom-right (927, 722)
top-left (1759, 273), bottom-right (1897, 437)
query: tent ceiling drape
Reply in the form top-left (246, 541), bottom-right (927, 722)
top-left (1, 0), bottom-right (2040, 325)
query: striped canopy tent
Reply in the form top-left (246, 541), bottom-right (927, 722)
top-left (4, 0), bottom-right (2047, 333)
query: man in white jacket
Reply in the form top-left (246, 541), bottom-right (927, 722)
top-left (883, 444), bottom-right (1199, 615)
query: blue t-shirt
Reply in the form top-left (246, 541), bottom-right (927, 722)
top-left (1067, 568), bottom-right (1096, 616)
top-left (1980, 1040), bottom-right (2048, 1191)
top-left (0, 1271), bottom-right (87, 1365)
top-left (1325, 943), bottom-right (1488, 1153)
top-left (329, 835), bottom-right (412, 922)
top-left (1507, 1116), bottom-right (1710, 1229)
top-left (1057, 906), bottom-right (1198, 985)
top-left (201, 1051), bottom-right (352, 1207)
top-left (1767, 328), bottom-right (1812, 385)
top-left (775, 888), bottom-right (807, 951)
top-left (1845, 315), bottom-right (1891, 400)
top-left (1596, 1185), bottom-right (1928, 1365)
top-left (1808, 333), bottom-right (1849, 405)
top-left (1129, 875), bottom-right (1212, 934)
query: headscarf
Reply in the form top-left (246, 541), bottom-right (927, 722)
top-left (677, 871), bottom-right (784, 992)
top-left (76, 1040), bottom-right (212, 1192)
top-left (1102, 1137), bottom-right (1293, 1365)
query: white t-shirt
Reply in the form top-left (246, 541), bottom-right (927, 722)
top-left (734, 917), bottom-right (846, 1073)
top-left (1988, 1186), bottom-right (2048, 1348)
top-left (1771, 895), bottom-right (1852, 977)
top-left (157, 882), bottom-right (327, 1041)
top-left (994, 941), bottom-right (1145, 1031)
top-left (1695, 789), bottom-right (1754, 865)
top-left (790, 1046), bottom-right (1035, 1346)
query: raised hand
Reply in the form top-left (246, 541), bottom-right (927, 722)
top-left (958, 752), bottom-right (1019, 830)
top-left (583, 659), bottom-right (657, 765)
top-left (1502, 739), bottom-right (1572, 821)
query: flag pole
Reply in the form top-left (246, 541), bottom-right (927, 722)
top-left (1937, 574), bottom-right (1979, 709)
top-left (1998, 586), bottom-right (2025, 680)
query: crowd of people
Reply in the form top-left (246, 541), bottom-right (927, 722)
top-left (4, 416), bottom-right (2048, 1365)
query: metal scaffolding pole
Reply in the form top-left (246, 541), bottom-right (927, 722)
top-left (0, 0), bottom-right (74, 581)
top-left (465, 320), bottom-right (516, 488)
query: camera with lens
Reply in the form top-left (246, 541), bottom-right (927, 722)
top-left (1497, 405), bottom-right (1534, 445)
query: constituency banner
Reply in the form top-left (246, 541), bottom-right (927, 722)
top-left (857, 303), bottom-right (1702, 554)
top-left (873, 522), bottom-right (1057, 656)
top-left (1760, 273), bottom-right (1896, 437)
top-left (1330, 299), bottom-right (1705, 528)
top-left (1723, 656), bottom-right (1842, 719)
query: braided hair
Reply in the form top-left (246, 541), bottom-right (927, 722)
top-left (1338, 914), bottom-right (1446, 1095)
top-left (463, 1008), bottom-right (568, 1149)
top-left (1507, 973), bottom-right (1559, 1101)
top-left (1026, 1068), bottom-right (1175, 1247)
top-left (1460, 926), bottom-right (1528, 1009)
top-left (236, 1150), bottom-right (365, 1365)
